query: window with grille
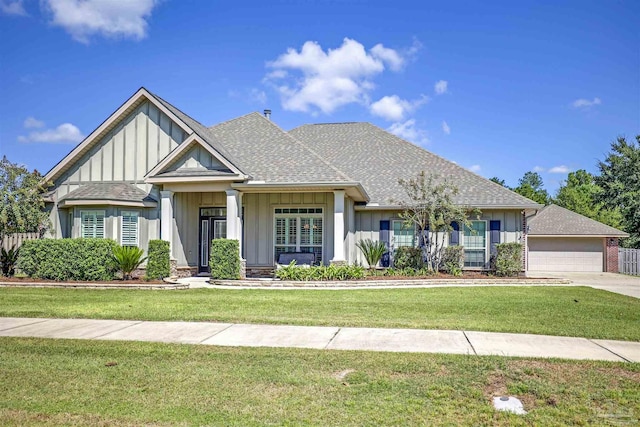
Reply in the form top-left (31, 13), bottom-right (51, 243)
top-left (392, 220), bottom-right (416, 248)
top-left (274, 208), bottom-right (323, 264)
top-left (463, 220), bottom-right (487, 267)
top-left (121, 211), bottom-right (139, 246)
top-left (81, 210), bottom-right (105, 239)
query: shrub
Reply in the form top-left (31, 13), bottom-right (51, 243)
top-left (493, 242), bottom-right (523, 277)
top-left (393, 247), bottom-right (423, 269)
top-left (145, 240), bottom-right (170, 280)
top-left (274, 262), bottom-right (365, 281)
top-left (1, 245), bottom-right (19, 277)
top-left (17, 238), bottom-right (118, 281)
top-left (210, 239), bottom-right (241, 280)
top-left (441, 246), bottom-right (464, 276)
top-left (113, 245), bottom-right (147, 280)
top-left (355, 239), bottom-right (387, 269)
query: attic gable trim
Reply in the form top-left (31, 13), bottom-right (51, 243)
top-left (44, 87), bottom-right (195, 183)
top-left (144, 134), bottom-right (246, 180)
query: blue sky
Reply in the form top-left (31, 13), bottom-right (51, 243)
top-left (1, 0), bottom-right (638, 193)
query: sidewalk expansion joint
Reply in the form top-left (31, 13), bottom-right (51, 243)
top-left (91, 320), bottom-right (144, 339)
top-left (588, 339), bottom-right (631, 362)
top-left (198, 323), bottom-right (235, 344)
top-left (324, 328), bottom-right (341, 349)
top-left (462, 331), bottom-right (477, 355)
top-left (0, 318), bottom-right (50, 332)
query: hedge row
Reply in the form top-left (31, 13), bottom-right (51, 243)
top-left (18, 238), bottom-right (119, 281)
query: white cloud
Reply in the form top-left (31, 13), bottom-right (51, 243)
top-left (572, 97), bottom-right (601, 108)
top-left (24, 117), bottom-right (45, 128)
top-left (265, 38), bottom-right (414, 114)
top-left (388, 119), bottom-right (429, 145)
top-left (468, 164), bottom-right (481, 173)
top-left (434, 80), bottom-right (448, 95)
top-left (42, 0), bottom-right (160, 43)
top-left (548, 165), bottom-right (571, 174)
top-left (532, 166), bottom-right (545, 173)
top-left (369, 94), bottom-right (428, 121)
top-left (18, 122), bottom-right (84, 144)
top-left (0, 0), bottom-right (27, 16)
top-left (442, 120), bottom-right (450, 135)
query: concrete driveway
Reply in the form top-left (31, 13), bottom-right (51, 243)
top-left (527, 271), bottom-right (640, 298)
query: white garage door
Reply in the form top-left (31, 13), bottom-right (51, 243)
top-left (528, 237), bottom-right (603, 272)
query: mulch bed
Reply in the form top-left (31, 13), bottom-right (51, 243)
top-left (0, 276), bottom-right (165, 285)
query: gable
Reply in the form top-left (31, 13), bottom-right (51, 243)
top-left (45, 88), bottom-right (195, 186)
top-left (54, 100), bottom-right (187, 190)
top-left (165, 143), bottom-right (226, 172)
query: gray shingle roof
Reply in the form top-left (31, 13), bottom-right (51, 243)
top-left (60, 183), bottom-right (157, 204)
top-left (528, 205), bottom-right (628, 236)
top-left (290, 122), bottom-right (541, 208)
top-left (205, 113), bottom-right (354, 183)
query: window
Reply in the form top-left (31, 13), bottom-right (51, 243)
top-left (274, 208), bottom-right (323, 263)
top-left (121, 211), bottom-right (139, 246)
top-left (463, 220), bottom-right (487, 267)
top-left (392, 220), bottom-right (416, 248)
top-left (81, 210), bottom-right (105, 239)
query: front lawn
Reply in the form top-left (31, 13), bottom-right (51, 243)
top-left (0, 338), bottom-right (638, 426)
top-left (1, 286), bottom-right (639, 340)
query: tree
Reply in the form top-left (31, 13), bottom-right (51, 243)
top-left (554, 169), bottom-right (622, 228)
top-left (394, 171), bottom-right (480, 271)
top-left (489, 177), bottom-right (506, 187)
top-left (513, 171), bottom-right (549, 205)
top-left (0, 156), bottom-right (50, 241)
top-left (595, 136), bottom-right (640, 248)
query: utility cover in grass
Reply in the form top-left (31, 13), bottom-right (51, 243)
top-left (493, 396), bottom-right (527, 415)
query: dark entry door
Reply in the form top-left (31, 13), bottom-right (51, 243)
top-left (199, 208), bottom-right (227, 273)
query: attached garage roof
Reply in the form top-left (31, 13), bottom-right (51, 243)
top-left (528, 204), bottom-right (628, 237)
top-left (59, 183), bottom-right (157, 207)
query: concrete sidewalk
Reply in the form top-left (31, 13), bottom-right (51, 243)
top-left (1, 317), bottom-right (638, 363)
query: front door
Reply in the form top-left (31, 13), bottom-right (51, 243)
top-left (199, 207), bottom-right (227, 273)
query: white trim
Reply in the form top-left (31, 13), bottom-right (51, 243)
top-left (80, 210), bottom-right (106, 239)
top-left (273, 207), bottom-right (324, 264)
top-left (59, 199), bottom-right (156, 208)
top-left (44, 88), bottom-right (194, 184)
top-left (145, 134), bottom-right (246, 180)
top-left (390, 219), bottom-right (416, 249)
top-left (121, 210), bottom-right (140, 246)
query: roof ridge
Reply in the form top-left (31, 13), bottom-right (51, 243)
top-left (207, 111), bottom-right (264, 130)
top-left (248, 114), bottom-right (357, 183)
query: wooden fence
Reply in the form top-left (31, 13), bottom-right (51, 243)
top-left (1, 233), bottom-right (40, 252)
top-left (619, 248), bottom-right (640, 275)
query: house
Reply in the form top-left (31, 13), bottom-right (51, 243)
top-left (42, 87), bottom-right (626, 277)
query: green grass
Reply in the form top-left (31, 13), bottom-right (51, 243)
top-left (0, 286), bottom-right (639, 340)
top-left (0, 338), bottom-right (638, 426)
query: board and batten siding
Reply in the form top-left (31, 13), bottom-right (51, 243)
top-left (166, 144), bottom-right (226, 172)
top-left (353, 209), bottom-right (523, 266)
top-left (170, 192), bottom-right (335, 268)
top-left (48, 100), bottom-right (187, 249)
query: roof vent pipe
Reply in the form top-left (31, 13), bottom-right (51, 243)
top-left (263, 109), bottom-right (271, 120)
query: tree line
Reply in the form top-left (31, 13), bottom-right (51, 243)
top-left (489, 136), bottom-right (640, 248)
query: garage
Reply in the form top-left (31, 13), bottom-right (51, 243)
top-left (526, 205), bottom-right (628, 273)
top-left (528, 237), bottom-right (603, 272)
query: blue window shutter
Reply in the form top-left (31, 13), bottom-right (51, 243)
top-left (380, 220), bottom-right (390, 267)
top-left (449, 222), bottom-right (459, 246)
top-left (490, 220), bottom-right (500, 254)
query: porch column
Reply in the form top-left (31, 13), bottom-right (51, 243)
top-left (332, 190), bottom-right (346, 263)
top-left (225, 189), bottom-right (243, 258)
top-left (160, 190), bottom-right (174, 258)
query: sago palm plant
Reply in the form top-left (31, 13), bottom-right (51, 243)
top-left (355, 239), bottom-right (387, 269)
top-left (113, 246), bottom-right (147, 280)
